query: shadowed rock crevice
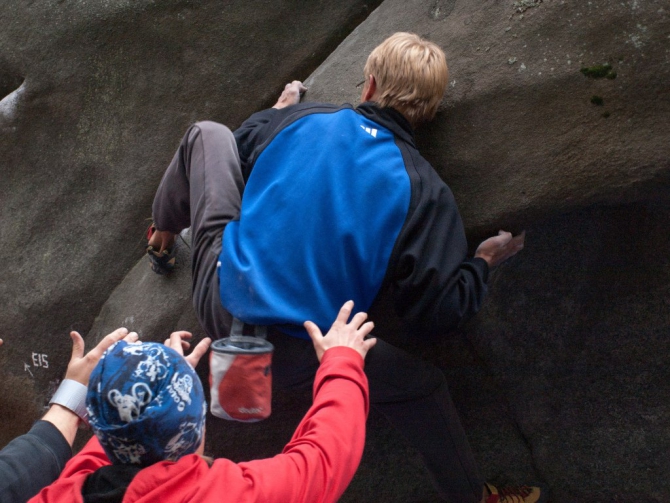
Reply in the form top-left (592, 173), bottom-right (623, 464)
top-left (464, 200), bottom-right (670, 501)
top-left (0, 66), bottom-right (23, 100)
top-left (0, 78), bottom-right (25, 121)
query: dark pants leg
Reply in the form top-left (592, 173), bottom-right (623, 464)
top-left (366, 341), bottom-right (484, 503)
top-left (267, 330), bottom-right (485, 503)
top-left (152, 121), bottom-right (240, 339)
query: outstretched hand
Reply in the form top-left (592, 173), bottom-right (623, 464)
top-left (474, 230), bottom-right (525, 268)
top-left (66, 328), bottom-right (138, 386)
top-left (304, 301), bottom-right (377, 362)
top-left (164, 331), bottom-right (212, 369)
top-left (273, 80), bottom-right (307, 109)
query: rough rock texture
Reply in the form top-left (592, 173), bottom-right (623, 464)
top-left (0, 0), bottom-right (382, 434)
top-left (464, 201), bottom-right (670, 502)
top-left (305, 0), bottom-right (670, 233)
top-left (2, 0), bottom-right (669, 501)
top-left (87, 230), bottom-right (195, 344)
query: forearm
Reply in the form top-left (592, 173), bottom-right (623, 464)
top-left (41, 404), bottom-right (80, 447)
top-left (429, 257), bottom-right (489, 331)
top-left (44, 377), bottom-right (88, 447)
top-left (393, 255), bottom-right (489, 334)
top-left (393, 175), bottom-right (490, 332)
top-left (0, 385), bottom-right (86, 500)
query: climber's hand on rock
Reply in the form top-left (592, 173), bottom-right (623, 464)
top-left (475, 230), bottom-right (525, 268)
top-left (273, 80), bottom-right (307, 109)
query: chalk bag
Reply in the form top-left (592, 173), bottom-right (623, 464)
top-left (209, 335), bottom-right (274, 422)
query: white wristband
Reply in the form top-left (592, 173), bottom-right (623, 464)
top-left (49, 379), bottom-right (88, 424)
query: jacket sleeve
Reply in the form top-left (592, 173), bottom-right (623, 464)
top-left (233, 108), bottom-right (279, 180)
top-left (226, 346), bottom-right (370, 503)
top-left (28, 436), bottom-right (111, 503)
top-left (0, 420), bottom-right (72, 503)
top-left (389, 147), bottom-right (489, 333)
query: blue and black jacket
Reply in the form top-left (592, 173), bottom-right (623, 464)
top-left (219, 102), bottom-right (488, 339)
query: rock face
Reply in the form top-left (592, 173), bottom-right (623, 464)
top-left (464, 201), bottom-right (670, 502)
top-left (305, 0), bottom-right (670, 233)
top-left (2, 0), bottom-right (669, 501)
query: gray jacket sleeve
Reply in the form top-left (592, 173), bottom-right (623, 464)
top-left (0, 420), bottom-right (72, 502)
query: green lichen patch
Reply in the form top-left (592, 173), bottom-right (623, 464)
top-left (580, 64), bottom-right (617, 79)
top-left (591, 95), bottom-right (604, 106)
top-left (602, 111), bottom-right (611, 118)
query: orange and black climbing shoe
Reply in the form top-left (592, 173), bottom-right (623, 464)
top-left (484, 483), bottom-right (546, 503)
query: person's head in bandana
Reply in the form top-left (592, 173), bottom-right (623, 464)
top-left (86, 340), bottom-right (206, 467)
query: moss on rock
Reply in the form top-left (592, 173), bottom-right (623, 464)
top-left (580, 64), bottom-right (617, 79)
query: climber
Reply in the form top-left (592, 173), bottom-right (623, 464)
top-left (145, 32), bottom-right (541, 503)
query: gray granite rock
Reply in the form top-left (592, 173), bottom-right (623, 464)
top-left (304, 0), bottom-right (670, 233)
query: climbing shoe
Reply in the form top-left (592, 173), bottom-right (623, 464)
top-left (146, 224), bottom-right (177, 275)
top-left (484, 483), bottom-right (546, 503)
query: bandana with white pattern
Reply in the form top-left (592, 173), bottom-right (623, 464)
top-left (87, 341), bottom-right (206, 467)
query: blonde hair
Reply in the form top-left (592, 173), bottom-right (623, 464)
top-left (363, 32), bottom-right (448, 126)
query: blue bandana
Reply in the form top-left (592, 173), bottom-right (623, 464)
top-left (87, 341), bottom-right (206, 467)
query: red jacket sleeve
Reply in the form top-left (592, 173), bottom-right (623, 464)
top-left (125, 346), bottom-right (370, 503)
top-left (198, 346), bottom-right (370, 503)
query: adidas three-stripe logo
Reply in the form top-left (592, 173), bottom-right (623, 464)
top-left (360, 125), bottom-right (378, 138)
